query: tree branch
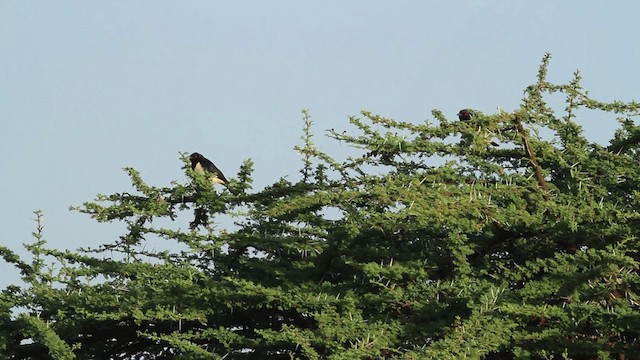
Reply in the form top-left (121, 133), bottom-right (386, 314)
top-left (515, 115), bottom-right (550, 198)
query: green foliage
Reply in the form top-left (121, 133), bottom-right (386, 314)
top-left (2, 54), bottom-right (640, 359)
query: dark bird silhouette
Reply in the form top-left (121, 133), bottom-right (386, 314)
top-left (457, 109), bottom-right (499, 146)
top-left (457, 109), bottom-right (472, 121)
top-left (189, 152), bottom-right (228, 184)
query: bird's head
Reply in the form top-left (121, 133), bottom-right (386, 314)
top-left (190, 152), bottom-right (203, 162)
top-left (457, 109), bottom-right (472, 121)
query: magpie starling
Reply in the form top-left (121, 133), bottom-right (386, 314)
top-left (457, 109), bottom-right (499, 146)
top-left (457, 109), bottom-right (472, 121)
top-left (189, 152), bottom-right (228, 184)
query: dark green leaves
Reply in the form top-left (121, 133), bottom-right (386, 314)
top-left (2, 55), bottom-right (640, 359)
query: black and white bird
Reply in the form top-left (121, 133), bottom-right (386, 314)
top-left (189, 152), bottom-right (228, 184)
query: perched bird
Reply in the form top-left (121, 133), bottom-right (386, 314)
top-left (456, 109), bottom-right (499, 146)
top-left (189, 152), bottom-right (228, 184)
top-left (457, 109), bottom-right (472, 121)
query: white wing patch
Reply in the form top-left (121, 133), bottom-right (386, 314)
top-left (194, 162), bottom-right (225, 184)
top-left (193, 162), bottom-right (205, 175)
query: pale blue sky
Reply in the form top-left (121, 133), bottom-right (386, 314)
top-left (1, 2), bottom-right (638, 288)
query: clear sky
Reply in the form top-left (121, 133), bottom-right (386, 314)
top-left (1, 1), bottom-right (638, 288)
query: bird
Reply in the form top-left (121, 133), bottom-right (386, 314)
top-left (457, 109), bottom-right (472, 121)
top-left (189, 152), bottom-right (228, 184)
top-left (456, 109), bottom-right (499, 146)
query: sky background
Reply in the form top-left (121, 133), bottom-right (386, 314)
top-left (1, 1), bottom-right (639, 288)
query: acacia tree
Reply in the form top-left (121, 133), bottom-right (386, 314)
top-left (1, 54), bottom-right (640, 359)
